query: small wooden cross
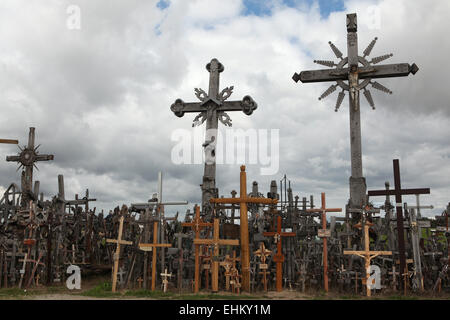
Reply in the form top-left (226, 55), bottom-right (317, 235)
top-left (106, 205), bottom-right (133, 292)
top-left (181, 205), bottom-right (213, 293)
top-left (210, 165), bottom-right (278, 292)
top-left (138, 220), bottom-right (172, 291)
top-left (344, 215), bottom-right (392, 297)
top-left (229, 267), bottom-right (242, 294)
top-left (306, 192), bottom-right (342, 293)
top-left (160, 268), bottom-right (173, 293)
top-left (219, 255), bottom-right (233, 291)
top-left (137, 277), bottom-right (144, 289)
top-left (263, 215), bottom-right (295, 292)
top-left (254, 242), bottom-right (272, 291)
top-left (194, 218), bottom-right (239, 292)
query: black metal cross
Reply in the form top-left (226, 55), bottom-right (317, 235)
top-left (367, 159), bottom-right (430, 293)
top-left (292, 13), bottom-right (419, 211)
top-left (170, 58), bottom-right (258, 217)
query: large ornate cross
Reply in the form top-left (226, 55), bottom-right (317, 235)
top-left (194, 218), bottom-right (239, 293)
top-left (263, 215), bottom-right (295, 292)
top-left (306, 193), bottom-right (342, 293)
top-left (367, 159), bottom-right (430, 294)
top-left (171, 59), bottom-right (258, 218)
top-left (292, 13), bottom-right (418, 211)
top-left (210, 165), bottom-right (278, 292)
top-left (181, 205), bottom-right (213, 293)
top-left (6, 127), bottom-right (54, 207)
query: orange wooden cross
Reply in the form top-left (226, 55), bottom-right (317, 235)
top-left (306, 192), bottom-right (342, 293)
top-left (263, 215), bottom-right (295, 292)
top-left (181, 205), bottom-right (213, 293)
top-left (138, 220), bottom-right (172, 291)
top-left (210, 165), bottom-right (278, 292)
top-left (194, 218), bottom-right (239, 292)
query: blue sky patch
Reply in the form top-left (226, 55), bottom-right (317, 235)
top-left (242, 0), bottom-right (345, 18)
top-left (156, 0), bottom-right (170, 10)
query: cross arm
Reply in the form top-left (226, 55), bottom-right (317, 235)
top-left (0, 139), bottom-right (18, 144)
top-left (138, 243), bottom-right (172, 249)
top-left (107, 239), bottom-right (133, 245)
top-left (218, 239), bottom-right (240, 246)
top-left (6, 155), bottom-right (20, 162)
top-left (217, 96), bottom-right (258, 115)
top-left (170, 100), bottom-right (203, 117)
top-left (306, 208), bottom-right (342, 213)
top-left (368, 188), bottom-right (430, 197)
top-left (36, 154), bottom-right (54, 161)
top-left (210, 197), bottom-right (277, 205)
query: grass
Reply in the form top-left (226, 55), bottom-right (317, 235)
top-left (80, 282), bottom-right (121, 298)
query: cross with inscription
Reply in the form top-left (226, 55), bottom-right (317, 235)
top-left (306, 193), bottom-right (342, 293)
top-left (170, 59), bottom-right (258, 218)
top-left (6, 127), bottom-right (54, 207)
top-left (292, 13), bottom-right (418, 212)
top-left (367, 159), bottom-right (430, 294)
top-left (253, 242), bottom-right (272, 292)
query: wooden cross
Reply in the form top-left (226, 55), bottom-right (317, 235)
top-left (194, 218), bottom-right (239, 292)
top-left (254, 242), bottom-right (272, 292)
top-left (160, 268), bottom-right (173, 293)
top-left (200, 246), bottom-right (212, 290)
top-left (181, 205), bottom-right (213, 293)
top-left (293, 13), bottom-right (418, 210)
top-left (170, 59), bottom-right (258, 217)
top-left (210, 165), bottom-right (278, 292)
top-left (137, 277), bottom-right (144, 289)
top-left (306, 193), bottom-right (341, 293)
top-left (6, 127), bottom-right (54, 207)
top-left (230, 267), bottom-right (242, 294)
top-left (219, 255), bottom-right (233, 291)
top-left (174, 232), bottom-right (189, 291)
top-left (368, 159), bottom-right (430, 293)
top-left (263, 215), bottom-right (295, 292)
top-left (138, 220), bottom-right (172, 291)
top-left (106, 205), bottom-right (133, 292)
top-left (344, 215), bottom-right (392, 297)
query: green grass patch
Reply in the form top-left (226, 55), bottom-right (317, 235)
top-left (80, 282), bottom-right (121, 298)
top-left (386, 295), bottom-right (419, 300)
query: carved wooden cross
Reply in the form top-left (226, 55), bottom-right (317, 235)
top-left (6, 128), bottom-right (54, 207)
top-left (263, 215), bottom-right (295, 292)
top-left (170, 59), bottom-right (258, 217)
top-left (210, 165), bottom-right (278, 292)
top-left (344, 215), bottom-right (392, 297)
top-left (181, 205), bottom-right (213, 293)
top-left (306, 192), bottom-right (341, 293)
top-left (137, 277), bottom-right (143, 289)
top-left (293, 13), bottom-right (419, 210)
top-left (254, 242), bottom-right (272, 292)
top-left (106, 205), bottom-right (133, 292)
top-left (200, 246), bottom-right (212, 290)
top-left (368, 159), bottom-right (430, 293)
top-left (194, 218), bottom-right (239, 293)
top-left (219, 255), bottom-right (233, 291)
top-left (160, 268), bottom-right (173, 293)
top-left (138, 220), bottom-right (172, 291)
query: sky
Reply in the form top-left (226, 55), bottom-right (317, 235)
top-left (0, 0), bottom-right (448, 219)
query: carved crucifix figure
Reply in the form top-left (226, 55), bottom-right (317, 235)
top-left (306, 193), bottom-right (342, 293)
top-left (254, 242), bottom-right (272, 292)
top-left (263, 215), bottom-right (295, 292)
top-left (6, 128), bottom-right (54, 207)
top-left (293, 13), bottom-right (419, 212)
top-left (170, 59), bottom-right (258, 218)
top-left (194, 218), bottom-right (239, 293)
top-left (210, 165), bottom-right (278, 292)
top-left (368, 159), bottom-right (430, 293)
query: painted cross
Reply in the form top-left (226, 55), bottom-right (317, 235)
top-left (368, 159), bottom-right (430, 293)
top-left (170, 59), bottom-right (258, 217)
top-left (292, 13), bottom-right (418, 210)
top-left (6, 127), bottom-right (54, 207)
top-left (160, 268), bottom-right (173, 293)
top-left (306, 193), bottom-right (342, 293)
top-left (138, 219), bottom-right (172, 291)
top-left (344, 215), bottom-right (392, 297)
top-left (194, 218), bottom-right (239, 293)
top-left (253, 242), bottom-right (272, 292)
top-left (263, 215), bottom-right (295, 292)
top-left (181, 205), bottom-right (213, 293)
top-left (106, 205), bottom-right (133, 292)
top-left (210, 165), bottom-right (278, 292)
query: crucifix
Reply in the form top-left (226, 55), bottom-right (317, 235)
top-left (138, 219), bottom-right (172, 291)
top-left (344, 215), bottom-right (392, 297)
top-left (170, 58), bottom-right (258, 218)
top-left (219, 255), bottom-right (233, 291)
top-left (293, 13), bottom-right (418, 212)
top-left (254, 242), bottom-right (272, 292)
top-left (6, 127), bottom-right (54, 207)
top-left (306, 193), bottom-right (342, 293)
top-left (106, 205), bottom-right (133, 292)
top-left (194, 218), bottom-right (239, 293)
top-left (160, 268), bottom-right (173, 293)
top-left (263, 215), bottom-right (295, 292)
top-left (181, 205), bottom-right (213, 293)
top-left (368, 159), bottom-right (430, 293)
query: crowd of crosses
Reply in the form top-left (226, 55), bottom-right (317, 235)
top-left (0, 13), bottom-right (449, 297)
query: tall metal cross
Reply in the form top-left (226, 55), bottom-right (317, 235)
top-left (170, 58), bottom-right (258, 217)
top-left (6, 127), bottom-right (54, 207)
top-left (292, 13), bottom-right (419, 211)
top-left (367, 159), bottom-right (430, 293)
